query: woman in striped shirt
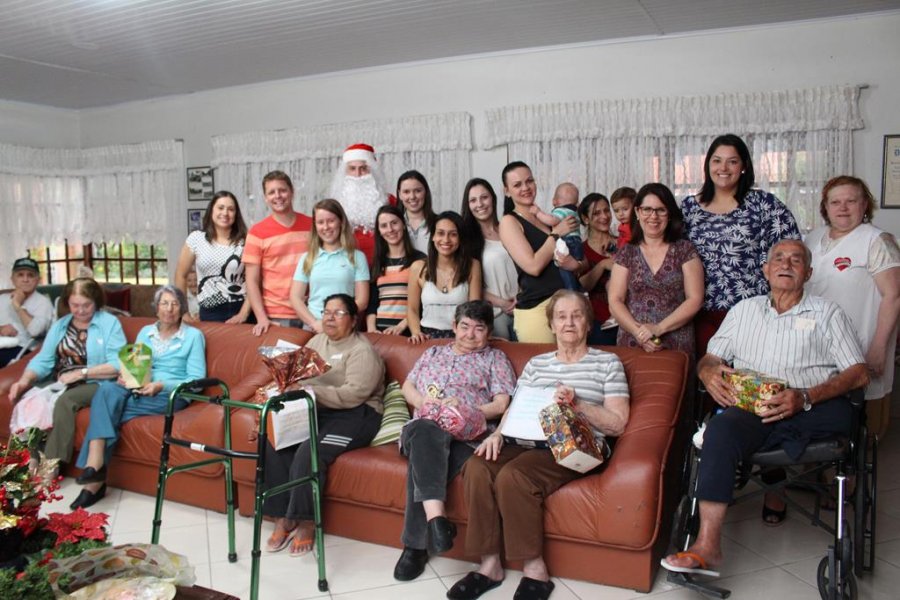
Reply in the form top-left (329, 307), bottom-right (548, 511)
top-left (366, 205), bottom-right (425, 334)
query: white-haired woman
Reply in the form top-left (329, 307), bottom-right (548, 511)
top-left (71, 285), bottom-right (206, 510)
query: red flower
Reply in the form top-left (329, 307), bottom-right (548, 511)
top-left (44, 508), bottom-right (109, 546)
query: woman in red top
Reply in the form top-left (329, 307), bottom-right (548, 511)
top-left (578, 193), bottom-right (618, 345)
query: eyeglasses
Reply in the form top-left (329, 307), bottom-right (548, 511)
top-left (636, 207), bottom-right (668, 217)
top-left (322, 309), bottom-right (350, 319)
top-left (158, 301), bottom-right (180, 309)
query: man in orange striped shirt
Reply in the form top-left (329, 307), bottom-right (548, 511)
top-left (243, 171), bottom-right (312, 335)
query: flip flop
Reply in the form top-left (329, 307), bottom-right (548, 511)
top-left (447, 571), bottom-right (504, 600)
top-left (660, 551), bottom-right (720, 577)
top-left (762, 503), bottom-right (787, 527)
top-left (265, 525), bottom-right (297, 553)
top-left (289, 533), bottom-right (314, 558)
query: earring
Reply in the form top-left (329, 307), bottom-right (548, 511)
top-left (741, 170), bottom-right (745, 174)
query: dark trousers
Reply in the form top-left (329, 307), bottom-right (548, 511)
top-left (558, 237), bottom-right (585, 291)
top-left (199, 300), bottom-right (246, 322)
top-left (263, 403), bottom-right (380, 521)
top-left (399, 419), bottom-right (473, 549)
top-left (0, 346), bottom-right (24, 368)
top-left (696, 398), bottom-right (852, 504)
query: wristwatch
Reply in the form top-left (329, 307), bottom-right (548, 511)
top-left (800, 389), bottom-right (812, 412)
top-left (81, 367), bottom-right (89, 380)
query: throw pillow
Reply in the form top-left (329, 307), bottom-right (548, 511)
top-left (370, 380), bottom-right (410, 446)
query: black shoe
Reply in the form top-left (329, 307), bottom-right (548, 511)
top-left (75, 465), bottom-right (107, 485)
top-left (427, 516), bottom-right (457, 555)
top-left (70, 484), bottom-right (106, 510)
top-left (447, 571), bottom-right (504, 600)
top-left (393, 546), bottom-right (428, 581)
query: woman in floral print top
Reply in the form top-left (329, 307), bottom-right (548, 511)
top-left (682, 134), bottom-right (801, 355)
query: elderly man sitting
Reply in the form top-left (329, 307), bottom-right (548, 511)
top-left (393, 300), bottom-right (516, 582)
top-left (661, 239), bottom-right (868, 577)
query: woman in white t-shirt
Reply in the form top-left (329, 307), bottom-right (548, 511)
top-left (461, 178), bottom-right (518, 339)
top-left (175, 191), bottom-right (251, 323)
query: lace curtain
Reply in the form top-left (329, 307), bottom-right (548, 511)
top-left (0, 140), bottom-right (183, 274)
top-left (211, 112), bottom-right (473, 224)
top-left (484, 85), bottom-right (864, 231)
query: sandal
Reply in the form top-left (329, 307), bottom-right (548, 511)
top-left (660, 551), bottom-right (720, 578)
top-left (762, 503), bottom-right (787, 527)
top-left (265, 523), bottom-right (297, 553)
top-left (289, 532), bottom-right (314, 557)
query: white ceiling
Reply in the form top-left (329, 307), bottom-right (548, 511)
top-left (1, 0), bottom-right (897, 109)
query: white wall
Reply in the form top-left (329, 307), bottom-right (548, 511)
top-left (0, 100), bottom-right (79, 147)
top-left (3, 11), bottom-right (898, 270)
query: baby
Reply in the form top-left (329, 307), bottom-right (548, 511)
top-left (531, 182), bottom-right (584, 291)
top-left (610, 186), bottom-right (636, 249)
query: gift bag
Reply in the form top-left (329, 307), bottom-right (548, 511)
top-left (119, 343), bottom-right (153, 389)
top-left (251, 344), bottom-right (330, 449)
top-left (9, 382), bottom-right (67, 435)
top-left (538, 403), bottom-right (605, 473)
top-left (417, 401), bottom-right (487, 441)
top-left (725, 369), bottom-right (787, 416)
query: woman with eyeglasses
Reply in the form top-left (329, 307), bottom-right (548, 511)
top-left (264, 293), bottom-right (384, 557)
top-left (71, 285), bottom-right (206, 509)
top-left (682, 134), bottom-right (800, 355)
top-left (608, 183), bottom-right (704, 355)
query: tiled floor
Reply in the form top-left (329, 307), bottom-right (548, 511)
top-left (44, 396), bottom-right (900, 599)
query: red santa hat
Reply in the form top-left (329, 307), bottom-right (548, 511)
top-left (342, 143), bottom-right (377, 164)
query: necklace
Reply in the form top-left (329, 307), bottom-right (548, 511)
top-left (437, 267), bottom-right (456, 294)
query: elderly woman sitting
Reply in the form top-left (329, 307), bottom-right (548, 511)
top-left (264, 293), bottom-right (385, 557)
top-left (71, 285), bottom-right (206, 510)
top-left (447, 290), bottom-right (630, 600)
top-left (392, 300), bottom-right (516, 582)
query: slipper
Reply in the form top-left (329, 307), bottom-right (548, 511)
top-left (288, 533), bottom-right (314, 558)
top-left (762, 503), bottom-right (787, 527)
top-left (265, 525), bottom-right (297, 553)
top-left (447, 571), bottom-right (503, 600)
top-left (660, 551), bottom-right (720, 577)
top-left (513, 576), bottom-right (555, 600)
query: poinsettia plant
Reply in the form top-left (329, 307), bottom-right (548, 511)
top-left (0, 429), bottom-right (110, 599)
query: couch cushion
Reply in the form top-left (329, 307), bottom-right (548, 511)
top-left (326, 445), bottom-right (409, 512)
top-left (370, 380), bottom-right (410, 446)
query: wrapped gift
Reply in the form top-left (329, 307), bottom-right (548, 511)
top-left (725, 369), bottom-right (787, 416)
top-left (538, 403), bottom-right (605, 473)
top-left (119, 343), bottom-right (152, 389)
top-left (251, 345), bottom-right (330, 449)
top-left (417, 401), bottom-right (487, 441)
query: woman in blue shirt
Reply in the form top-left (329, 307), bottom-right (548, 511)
top-left (71, 285), bottom-right (206, 509)
top-left (290, 198), bottom-right (369, 332)
top-left (8, 278), bottom-right (126, 465)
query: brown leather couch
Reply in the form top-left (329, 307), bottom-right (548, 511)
top-left (0, 317), bottom-right (689, 592)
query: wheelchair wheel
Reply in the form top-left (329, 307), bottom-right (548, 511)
top-left (853, 432), bottom-right (877, 575)
top-left (817, 555), bottom-right (857, 600)
top-left (670, 495), bottom-right (698, 551)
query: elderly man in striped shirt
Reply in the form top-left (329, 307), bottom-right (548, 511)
top-left (662, 238), bottom-right (868, 578)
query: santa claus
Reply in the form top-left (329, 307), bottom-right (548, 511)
top-left (329, 143), bottom-right (396, 263)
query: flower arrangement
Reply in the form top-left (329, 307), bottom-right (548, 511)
top-left (0, 430), bottom-right (110, 599)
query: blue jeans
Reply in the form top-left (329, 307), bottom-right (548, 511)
top-left (76, 381), bottom-right (186, 468)
top-left (558, 236), bottom-right (584, 291)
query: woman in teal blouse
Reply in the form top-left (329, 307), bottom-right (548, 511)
top-left (70, 285), bottom-right (206, 510)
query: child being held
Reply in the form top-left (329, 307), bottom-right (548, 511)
top-left (530, 182), bottom-right (584, 291)
top-left (610, 187), bottom-right (636, 249)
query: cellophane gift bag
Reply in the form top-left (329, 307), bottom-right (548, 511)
top-left (417, 401), bottom-right (487, 441)
top-left (251, 345), bottom-right (330, 449)
top-left (119, 343), bottom-right (152, 389)
top-left (725, 369), bottom-right (787, 416)
top-left (538, 403), bottom-right (605, 473)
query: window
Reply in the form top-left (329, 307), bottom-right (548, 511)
top-left (29, 241), bottom-right (168, 285)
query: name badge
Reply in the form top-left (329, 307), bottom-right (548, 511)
top-left (794, 318), bottom-right (816, 331)
top-left (330, 353), bottom-right (343, 362)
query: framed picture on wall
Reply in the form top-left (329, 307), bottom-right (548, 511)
top-left (882, 135), bottom-right (900, 209)
top-left (187, 208), bottom-right (203, 233)
top-left (187, 166), bottom-right (214, 202)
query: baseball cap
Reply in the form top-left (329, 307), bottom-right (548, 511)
top-left (12, 257), bottom-right (40, 274)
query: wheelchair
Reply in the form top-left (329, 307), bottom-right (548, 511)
top-left (667, 388), bottom-right (876, 599)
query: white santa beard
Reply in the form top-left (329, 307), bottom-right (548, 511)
top-left (338, 175), bottom-right (386, 231)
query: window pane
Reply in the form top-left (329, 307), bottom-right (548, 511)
top-left (123, 260), bottom-right (136, 283)
top-left (107, 261), bottom-right (121, 282)
top-left (67, 243), bottom-right (84, 259)
top-left (93, 261), bottom-right (107, 282)
top-left (47, 243), bottom-right (67, 260)
top-left (92, 242), bottom-right (107, 259)
top-left (121, 244), bottom-right (136, 259)
top-left (137, 244), bottom-right (153, 259)
top-left (154, 260), bottom-right (169, 285)
top-left (154, 244), bottom-right (167, 260)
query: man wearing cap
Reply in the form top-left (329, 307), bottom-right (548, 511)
top-left (329, 143), bottom-right (396, 263)
top-left (0, 258), bottom-right (54, 367)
